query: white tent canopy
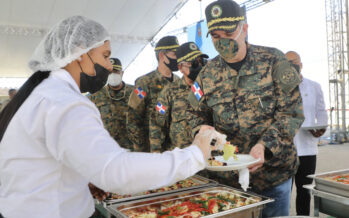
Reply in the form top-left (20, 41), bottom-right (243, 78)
top-left (0, 0), bottom-right (187, 79)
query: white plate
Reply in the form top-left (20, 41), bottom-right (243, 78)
top-left (301, 125), bottom-right (328, 130)
top-left (206, 154), bottom-right (260, 171)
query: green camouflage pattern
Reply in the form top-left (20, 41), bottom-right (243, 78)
top-left (127, 69), bottom-right (179, 152)
top-left (88, 83), bottom-right (134, 150)
top-left (149, 77), bottom-right (195, 152)
top-left (188, 44), bottom-right (304, 192)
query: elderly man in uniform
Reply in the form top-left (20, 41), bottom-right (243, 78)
top-left (187, 0), bottom-right (304, 217)
top-left (286, 51), bottom-right (328, 216)
top-left (89, 58), bottom-right (134, 150)
top-left (127, 36), bottom-right (180, 152)
top-left (150, 42), bottom-right (209, 152)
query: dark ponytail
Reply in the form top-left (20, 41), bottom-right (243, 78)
top-left (0, 71), bottom-right (51, 141)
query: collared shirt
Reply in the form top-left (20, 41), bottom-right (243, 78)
top-left (294, 77), bottom-right (328, 156)
top-left (0, 69), bottom-right (205, 218)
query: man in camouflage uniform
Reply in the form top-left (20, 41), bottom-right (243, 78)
top-left (89, 58), bottom-right (134, 150)
top-left (127, 36), bottom-right (180, 152)
top-left (150, 42), bottom-right (209, 152)
top-left (187, 0), bottom-right (304, 217)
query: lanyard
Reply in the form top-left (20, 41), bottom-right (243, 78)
top-left (106, 85), bottom-right (126, 101)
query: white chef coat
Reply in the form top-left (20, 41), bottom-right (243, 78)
top-left (0, 69), bottom-right (205, 218)
top-left (293, 77), bottom-right (328, 156)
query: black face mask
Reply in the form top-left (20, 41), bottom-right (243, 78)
top-left (188, 59), bottom-right (202, 81)
top-left (79, 54), bottom-right (110, 94)
top-left (164, 54), bottom-right (178, 72)
top-left (200, 58), bottom-right (208, 67)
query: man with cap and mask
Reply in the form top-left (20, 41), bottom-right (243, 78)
top-left (127, 36), bottom-right (180, 152)
top-left (150, 42), bottom-right (209, 152)
top-left (0, 16), bottom-right (224, 218)
top-left (187, 0), bottom-right (304, 217)
top-left (89, 58), bottom-right (134, 150)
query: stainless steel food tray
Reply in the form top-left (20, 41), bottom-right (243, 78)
top-left (304, 184), bottom-right (349, 218)
top-left (106, 185), bottom-right (273, 218)
top-left (308, 169), bottom-right (349, 198)
top-left (99, 175), bottom-right (218, 206)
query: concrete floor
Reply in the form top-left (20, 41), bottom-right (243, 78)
top-left (289, 143), bottom-right (349, 217)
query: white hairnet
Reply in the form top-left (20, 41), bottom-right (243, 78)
top-left (29, 16), bottom-right (110, 72)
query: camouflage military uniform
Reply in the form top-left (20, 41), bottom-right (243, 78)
top-left (150, 77), bottom-right (197, 152)
top-left (188, 44), bottom-right (304, 192)
top-left (127, 69), bottom-right (179, 152)
top-left (89, 83), bottom-right (134, 150)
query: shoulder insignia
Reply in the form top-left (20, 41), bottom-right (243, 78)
top-left (191, 81), bottom-right (204, 101)
top-left (128, 87), bottom-right (146, 109)
top-left (274, 60), bottom-right (301, 93)
top-left (134, 87), bottom-right (146, 99)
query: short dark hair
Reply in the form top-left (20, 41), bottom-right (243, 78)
top-left (8, 89), bottom-right (16, 95)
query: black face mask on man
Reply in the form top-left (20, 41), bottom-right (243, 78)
top-left (164, 54), bottom-right (178, 72)
top-left (188, 59), bottom-right (203, 81)
top-left (78, 54), bottom-right (110, 94)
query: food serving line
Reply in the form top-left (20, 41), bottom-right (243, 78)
top-left (304, 169), bottom-right (349, 218)
top-left (94, 175), bottom-right (273, 218)
top-left (92, 144), bottom-right (275, 217)
top-left (93, 139), bottom-right (349, 218)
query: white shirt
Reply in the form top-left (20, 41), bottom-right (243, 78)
top-left (0, 69), bottom-right (205, 218)
top-left (294, 77), bottom-right (328, 156)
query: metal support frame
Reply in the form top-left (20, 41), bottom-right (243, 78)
top-left (0, 24), bottom-right (150, 44)
top-left (325, 0), bottom-right (349, 133)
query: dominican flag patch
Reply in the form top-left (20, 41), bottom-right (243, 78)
top-left (134, 87), bottom-right (146, 99)
top-left (156, 102), bottom-right (166, 115)
top-left (191, 82), bottom-right (203, 101)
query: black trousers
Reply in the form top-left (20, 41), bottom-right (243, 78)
top-left (295, 155), bottom-right (317, 215)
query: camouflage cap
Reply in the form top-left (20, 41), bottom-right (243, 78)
top-left (176, 42), bottom-right (209, 63)
top-left (155, 36), bottom-right (180, 51)
top-left (205, 0), bottom-right (245, 36)
top-left (110, 58), bottom-right (122, 71)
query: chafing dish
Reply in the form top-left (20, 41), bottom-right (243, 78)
top-left (304, 184), bottom-right (349, 218)
top-left (308, 169), bottom-right (349, 198)
top-left (99, 175), bottom-right (217, 206)
top-left (106, 185), bottom-right (273, 218)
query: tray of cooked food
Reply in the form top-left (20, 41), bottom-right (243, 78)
top-left (100, 175), bottom-right (218, 206)
top-left (106, 185), bottom-right (273, 218)
top-left (308, 169), bottom-right (349, 198)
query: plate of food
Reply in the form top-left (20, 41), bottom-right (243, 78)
top-left (206, 142), bottom-right (260, 171)
top-left (206, 155), bottom-right (260, 171)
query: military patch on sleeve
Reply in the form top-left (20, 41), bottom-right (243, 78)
top-left (134, 87), bottom-right (146, 99)
top-left (274, 60), bottom-right (301, 93)
top-left (128, 87), bottom-right (146, 109)
top-left (156, 102), bottom-right (166, 115)
top-left (191, 82), bottom-right (204, 101)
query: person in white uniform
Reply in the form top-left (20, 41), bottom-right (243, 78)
top-left (286, 51), bottom-right (328, 216)
top-left (0, 16), bottom-right (224, 218)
